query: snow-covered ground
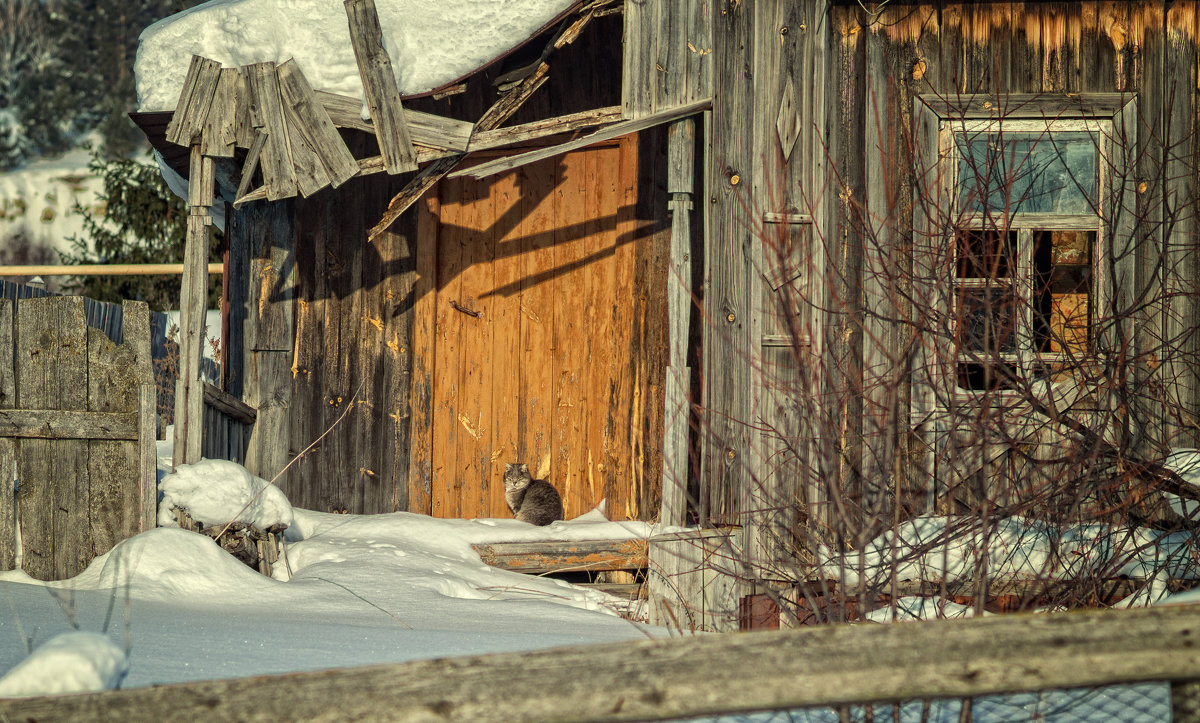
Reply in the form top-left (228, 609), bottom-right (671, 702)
top-left (0, 441), bottom-right (660, 699)
top-left (0, 147), bottom-right (100, 259)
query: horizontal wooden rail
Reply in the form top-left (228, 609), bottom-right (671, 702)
top-left (471, 538), bottom-right (648, 574)
top-left (0, 409), bottom-right (139, 440)
top-left (201, 382), bottom-right (257, 425)
top-left (4, 603), bottom-right (1200, 721)
top-left (0, 264), bottom-right (224, 277)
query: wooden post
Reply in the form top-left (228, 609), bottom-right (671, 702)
top-left (662, 118), bottom-right (695, 528)
top-left (173, 145), bottom-right (215, 470)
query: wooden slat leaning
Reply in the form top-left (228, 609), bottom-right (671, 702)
top-left (344, 0), bottom-right (418, 174)
top-left (4, 604), bottom-right (1200, 721)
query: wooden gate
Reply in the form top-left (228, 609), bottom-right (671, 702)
top-left (0, 296), bottom-right (156, 580)
top-left (410, 135), bottom-right (660, 521)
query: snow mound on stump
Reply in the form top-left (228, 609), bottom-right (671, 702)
top-left (159, 459), bottom-right (293, 531)
top-left (0, 631), bottom-right (128, 698)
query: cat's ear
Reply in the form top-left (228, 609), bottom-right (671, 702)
top-left (518, 463), bottom-right (529, 473)
top-left (504, 463), bottom-right (513, 472)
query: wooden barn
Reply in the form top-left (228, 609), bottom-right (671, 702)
top-left (136, 0), bottom-right (1200, 626)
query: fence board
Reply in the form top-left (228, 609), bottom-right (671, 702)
top-left (0, 299), bottom-right (12, 569)
top-left (6, 604), bottom-right (1200, 722)
top-left (16, 297), bottom-right (90, 580)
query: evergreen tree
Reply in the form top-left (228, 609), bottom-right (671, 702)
top-left (59, 150), bottom-right (222, 311)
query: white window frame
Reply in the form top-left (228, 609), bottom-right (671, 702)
top-left (942, 117), bottom-right (1112, 400)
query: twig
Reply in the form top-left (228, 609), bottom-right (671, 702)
top-left (214, 380), bottom-right (365, 540)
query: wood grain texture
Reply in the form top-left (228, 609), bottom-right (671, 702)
top-left (15, 297), bottom-right (89, 581)
top-left (166, 55), bottom-right (221, 147)
top-left (471, 538), bottom-right (647, 574)
top-left (13, 600), bottom-right (1200, 722)
top-left (411, 138), bottom-right (653, 520)
top-left (244, 61), bottom-right (299, 201)
top-left (0, 299), bottom-right (12, 569)
top-left (344, 0), bottom-right (417, 174)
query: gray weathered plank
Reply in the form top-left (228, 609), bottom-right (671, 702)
top-left (315, 90), bottom-right (474, 152)
top-left (200, 68), bottom-right (239, 158)
top-left (0, 409), bottom-right (138, 440)
top-left (277, 60), bottom-right (359, 190)
top-left (166, 55), bottom-right (222, 147)
top-left (451, 99), bottom-right (710, 180)
top-left (344, 0), bottom-right (417, 174)
top-left (15, 296), bottom-right (90, 581)
top-left (173, 169), bottom-right (213, 468)
top-left (245, 61), bottom-right (299, 201)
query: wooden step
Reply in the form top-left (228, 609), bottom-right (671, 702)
top-left (471, 538), bottom-right (648, 575)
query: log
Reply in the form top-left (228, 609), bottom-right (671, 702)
top-left (471, 539), bottom-right (648, 575)
top-left (5, 604), bottom-right (1200, 721)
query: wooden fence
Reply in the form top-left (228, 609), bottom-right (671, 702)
top-left (2, 602), bottom-right (1199, 721)
top-left (0, 295), bottom-right (156, 580)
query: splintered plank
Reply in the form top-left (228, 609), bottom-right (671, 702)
top-left (366, 62), bottom-right (550, 242)
top-left (244, 61), bottom-right (299, 200)
top-left (344, 0), bottom-right (418, 174)
top-left (471, 538), bottom-right (648, 575)
top-left (200, 68), bottom-right (239, 158)
top-left (166, 55), bottom-right (222, 147)
top-left (277, 60), bottom-right (360, 190)
top-left (315, 90), bottom-right (474, 152)
top-left (16, 297), bottom-right (90, 581)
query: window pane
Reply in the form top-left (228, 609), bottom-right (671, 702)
top-left (957, 132), bottom-right (1098, 214)
top-left (956, 287), bottom-right (1019, 354)
top-left (1033, 230), bottom-right (1094, 355)
top-left (956, 229), bottom-right (1016, 278)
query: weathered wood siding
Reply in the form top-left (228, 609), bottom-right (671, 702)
top-left (622, 0), bottom-right (713, 117)
top-left (694, 0), bottom-right (830, 567)
top-left (823, 1), bottom-right (1200, 519)
top-left (409, 136), bottom-right (664, 521)
top-left (0, 297), bottom-right (155, 580)
top-left (239, 170), bottom-right (416, 514)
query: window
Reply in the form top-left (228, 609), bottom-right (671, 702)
top-left (946, 119), bottom-right (1106, 392)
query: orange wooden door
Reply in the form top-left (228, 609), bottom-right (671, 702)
top-left (410, 136), bottom-right (647, 521)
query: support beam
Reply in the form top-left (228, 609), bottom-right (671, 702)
top-left (662, 117), bottom-right (696, 528)
top-left (172, 146), bottom-right (214, 470)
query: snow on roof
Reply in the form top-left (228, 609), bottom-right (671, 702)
top-left (134, 0), bottom-right (579, 112)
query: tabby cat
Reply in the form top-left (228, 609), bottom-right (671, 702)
top-left (503, 463), bottom-right (564, 526)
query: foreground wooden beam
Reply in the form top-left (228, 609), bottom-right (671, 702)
top-left (4, 604), bottom-right (1200, 721)
top-left (0, 264), bottom-right (223, 276)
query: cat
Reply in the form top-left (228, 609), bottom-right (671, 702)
top-left (503, 463), bottom-right (564, 526)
